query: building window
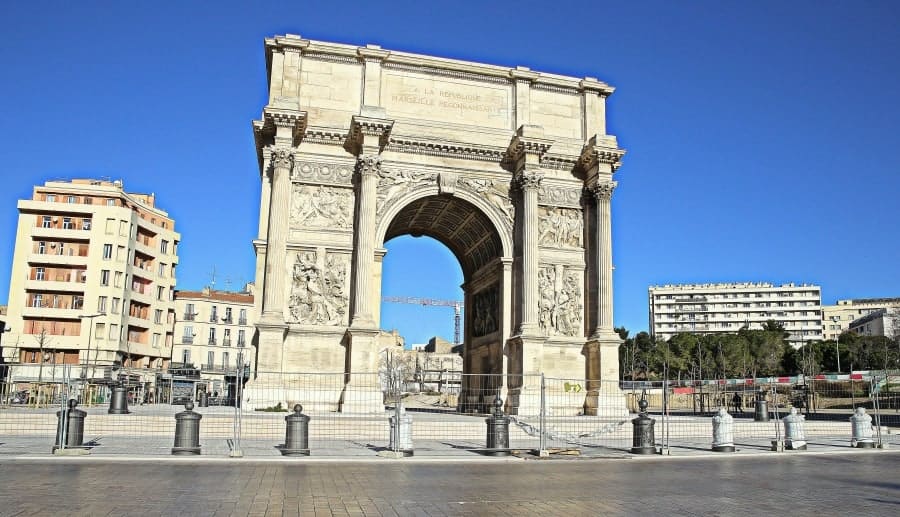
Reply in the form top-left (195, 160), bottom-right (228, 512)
top-left (116, 245), bottom-right (125, 261)
top-left (31, 294), bottom-right (43, 308)
top-left (37, 241), bottom-right (46, 254)
top-left (237, 329), bottom-right (246, 347)
top-left (222, 352), bottom-right (229, 369)
top-left (62, 217), bottom-right (74, 230)
top-left (42, 216), bottom-right (52, 228)
top-left (207, 351), bottom-right (214, 369)
top-left (102, 244), bottom-right (112, 260)
top-left (182, 349), bottom-right (191, 365)
top-left (95, 322), bottom-right (105, 340)
top-left (82, 218), bottom-right (92, 231)
top-left (223, 328), bottom-right (231, 346)
top-left (239, 309), bottom-right (247, 325)
top-left (224, 307), bottom-right (232, 324)
top-left (34, 267), bottom-right (45, 280)
top-left (66, 195), bottom-right (76, 203)
top-left (46, 194), bottom-right (56, 202)
top-left (83, 197), bottom-right (92, 205)
top-left (114, 271), bottom-right (122, 288)
top-left (157, 286), bottom-right (165, 301)
top-left (111, 297), bottom-right (120, 314)
top-left (154, 309), bottom-right (163, 324)
top-left (208, 328), bottom-right (216, 345)
top-left (100, 269), bottom-right (110, 286)
top-left (183, 326), bottom-right (194, 344)
top-left (210, 306), bottom-right (218, 322)
top-left (160, 240), bottom-right (169, 254)
top-left (158, 263), bottom-right (166, 277)
top-left (73, 296), bottom-right (84, 310)
top-left (109, 324), bottom-right (119, 340)
top-left (152, 333), bottom-right (160, 348)
top-left (98, 296), bottom-right (107, 312)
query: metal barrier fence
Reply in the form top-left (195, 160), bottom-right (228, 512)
top-left (0, 366), bottom-right (894, 457)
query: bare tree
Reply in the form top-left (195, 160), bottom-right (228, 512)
top-left (379, 348), bottom-right (415, 403)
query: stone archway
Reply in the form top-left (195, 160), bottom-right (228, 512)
top-left (246, 35), bottom-right (627, 416)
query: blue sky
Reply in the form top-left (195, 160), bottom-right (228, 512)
top-left (1, 1), bottom-right (899, 345)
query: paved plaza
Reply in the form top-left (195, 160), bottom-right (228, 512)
top-left (0, 452), bottom-right (897, 516)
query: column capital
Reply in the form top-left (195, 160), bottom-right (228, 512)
top-left (253, 105), bottom-right (307, 174)
top-left (579, 134), bottom-right (625, 175)
top-left (588, 180), bottom-right (617, 201)
top-left (265, 145), bottom-right (294, 178)
top-left (356, 153), bottom-right (382, 178)
top-left (347, 111), bottom-right (394, 155)
top-left (515, 169), bottom-right (544, 191)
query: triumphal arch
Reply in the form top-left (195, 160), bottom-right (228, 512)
top-left (248, 34), bottom-right (626, 415)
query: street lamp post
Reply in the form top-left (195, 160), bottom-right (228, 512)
top-left (831, 316), bottom-right (841, 373)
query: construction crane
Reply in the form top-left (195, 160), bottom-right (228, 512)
top-left (381, 296), bottom-right (464, 344)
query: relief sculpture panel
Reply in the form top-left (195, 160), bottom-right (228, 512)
top-left (290, 185), bottom-right (353, 230)
top-left (472, 285), bottom-right (499, 337)
top-left (375, 167), bottom-right (437, 215)
top-left (538, 265), bottom-right (583, 337)
top-left (288, 251), bottom-right (350, 326)
top-left (538, 207), bottom-right (583, 249)
top-left (458, 177), bottom-right (514, 227)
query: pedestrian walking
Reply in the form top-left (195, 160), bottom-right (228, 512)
top-left (731, 392), bottom-right (743, 414)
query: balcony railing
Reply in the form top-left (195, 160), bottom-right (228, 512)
top-left (183, 313), bottom-right (195, 321)
top-left (238, 318), bottom-right (247, 326)
top-left (209, 315), bottom-right (218, 323)
top-left (208, 338), bottom-right (217, 346)
top-left (237, 340), bottom-right (246, 348)
top-left (222, 317), bottom-right (233, 324)
top-left (222, 338), bottom-right (231, 347)
top-left (181, 336), bottom-right (194, 344)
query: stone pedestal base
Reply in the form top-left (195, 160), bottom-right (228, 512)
top-left (582, 388), bottom-right (629, 418)
top-left (340, 386), bottom-right (384, 414)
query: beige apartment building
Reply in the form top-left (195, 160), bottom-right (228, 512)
top-left (822, 298), bottom-right (900, 341)
top-left (172, 286), bottom-right (254, 399)
top-left (848, 308), bottom-right (899, 340)
top-left (3, 179), bottom-right (179, 385)
top-left (649, 282), bottom-right (823, 346)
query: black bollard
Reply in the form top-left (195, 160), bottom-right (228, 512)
top-left (172, 401), bottom-right (202, 455)
top-left (198, 391), bottom-right (209, 408)
top-left (53, 399), bottom-right (86, 452)
top-left (754, 389), bottom-right (769, 422)
top-left (631, 392), bottom-right (656, 454)
top-left (280, 404), bottom-right (310, 456)
top-left (108, 385), bottom-right (130, 414)
top-left (484, 397), bottom-right (510, 456)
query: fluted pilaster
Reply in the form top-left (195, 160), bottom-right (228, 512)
top-left (518, 170), bottom-right (543, 334)
top-left (591, 180), bottom-right (617, 335)
top-left (351, 154), bottom-right (381, 328)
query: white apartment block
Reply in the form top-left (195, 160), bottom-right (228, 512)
top-left (649, 282), bottom-right (823, 346)
top-left (822, 298), bottom-right (900, 341)
top-left (3, 179), bottom-right (179, 383)
top-left (172, 286), bottom-right (255, 397)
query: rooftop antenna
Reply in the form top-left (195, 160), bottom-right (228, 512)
top-left (223, 276), bottom-right (233, 292)
top-left (209, 265), bottom-right (217, 290)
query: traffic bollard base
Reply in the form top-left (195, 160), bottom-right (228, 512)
top-left (856, 441), bottom-right (876, 449)
top-left (51, 446), bottom-right (90, 455)
top-left (712, 444), bottom-right (735, 452)
top-left (630, 446), bottom-right (656, 455)
top-left (171, 446), bottom-right (201, 455)
top-left (279, 447), bottom-right (311, 457)
top-left (481, 448), bottom-right (512, 457)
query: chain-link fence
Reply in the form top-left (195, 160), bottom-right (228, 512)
top-left (0, 366), bottom-right (894, 457)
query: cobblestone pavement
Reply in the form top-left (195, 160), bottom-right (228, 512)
top-left (0, 452), bottom-right (898, 516)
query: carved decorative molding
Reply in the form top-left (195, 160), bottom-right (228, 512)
top-left (457, 177), bottom-right (514, 227)
top-left (288, 251), bottom-right (350, 326)
top-left (304, 128), bottom-right (348, 147)
top-left (347, 115), bottom-right (394, 154)
top-left (290, 185), bottom-right (353, 230)
top-left (579, 135), bottom-right (626, 171)
top-left (375, 167), bottom-right (437, 216)
top-left (538, 185), bottom-right (583, 208)
top-left (303, 52), bottom-right (360, 65)
top-left (538, 207), bottom-right (583, 249)
top-left (387, 138), bottom-right (506, 163)
top-left (267, 146), bottom-right (294, 174)
top-left (293, 160), bottom-right (354, 185)
top-left (538, 265), bottom-right (583, 337)
top-left (531, 82), bottom-right (580, 96)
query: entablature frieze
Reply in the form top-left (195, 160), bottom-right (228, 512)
top-left (290, 158), bottom-right (356, 187)
top-left (537, 181), bottom-right (585, 208)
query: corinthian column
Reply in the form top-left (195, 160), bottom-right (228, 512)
top-left (518, 170), bottom-right (543, 335)
top-left (351, 154), bottom-right (380, 328)
top-left (591, 180), bottom-right (617, 337)
top-left (261, 146), bottom-right (293, 320)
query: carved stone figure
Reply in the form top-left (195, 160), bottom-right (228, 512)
top-left (538, 265), bottom-right (582, 337)
top-left (473, 286), bottom-right (499, 337)
top-left (290, 185), bottom-right (352, 230)
top-left (375, 167), bottom-right (437, 215)
top-left (538, 207), bottom-right (583, 248)
top-left (288, 251), bottom-right (349, 325)
top-left (458, 177), bottom-right (514, 226)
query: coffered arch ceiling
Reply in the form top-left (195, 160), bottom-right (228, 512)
top-left (384, 195), bottom-right (503, 279)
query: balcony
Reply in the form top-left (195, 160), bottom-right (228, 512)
top-left (222, 317), bottom-right (233, 325)
top-left (236, 340), bottom-right (246, 348)
top-left (181, 336), bottom-right (194, 344)
top-left (238, 318), bottom-right (247, 326)
top-left (25, 279), bottom-right (85, 293)
top-left (208, 338), bottom-right (217, 346)
top-left (21, 306), bottom-right (83, 320)
top-left (183, 313), bottom-right (196, 321)
top-left (202, 364), bottom-right (226, 374)
top-left (209, 315), bottom-right (218, 323)
top-left (28, 252), bottom-right (88, 267)
top-left (222, 338), bottom-right (231, 347)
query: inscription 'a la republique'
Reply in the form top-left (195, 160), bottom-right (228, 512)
top-left (391, 87), bottom-right (501, 114)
